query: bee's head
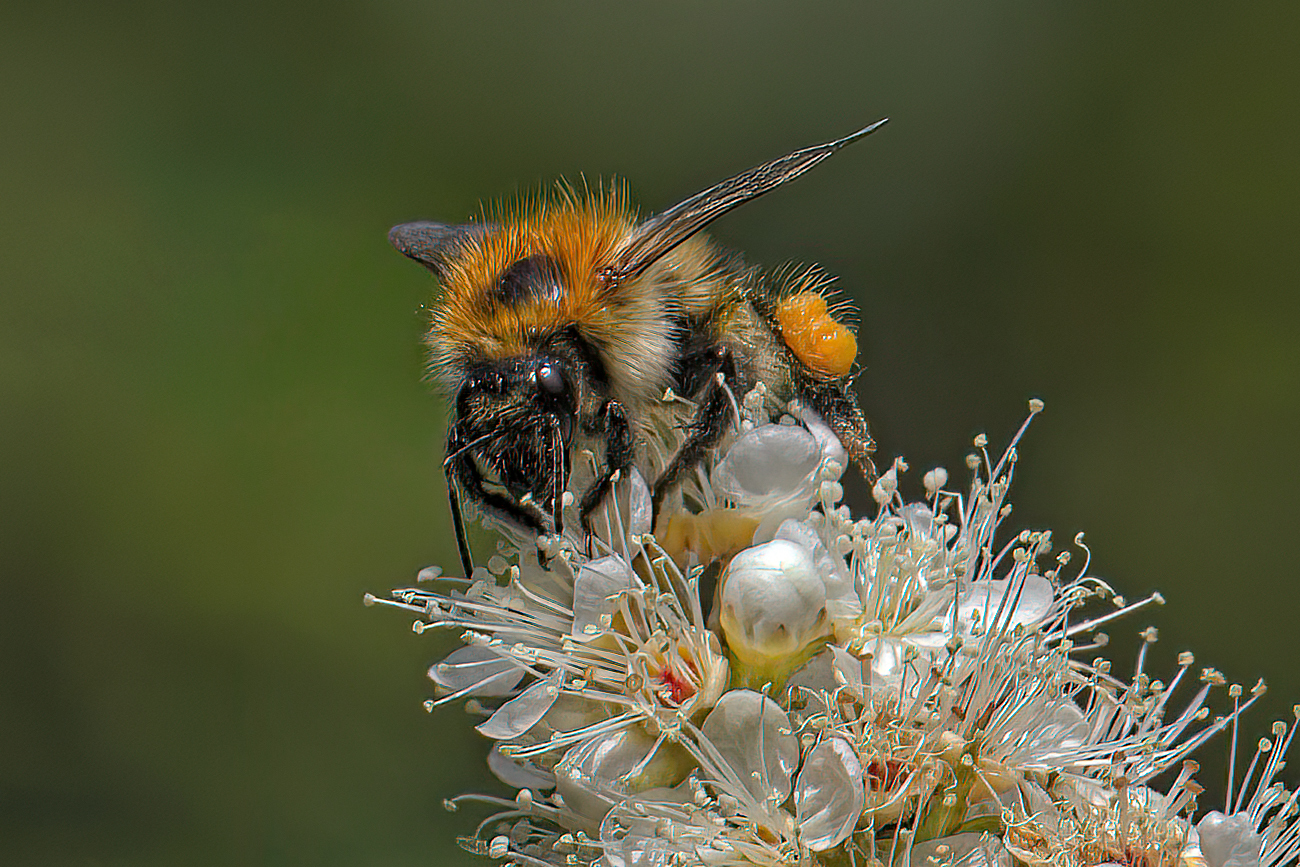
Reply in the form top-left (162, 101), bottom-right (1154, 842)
top-left (449, 355), bottom-right (577, 520)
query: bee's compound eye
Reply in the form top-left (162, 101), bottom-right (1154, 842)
top-left (468, 372), bottom-right (505, 395)
top-left (536, 362), bottom-right (566, 395)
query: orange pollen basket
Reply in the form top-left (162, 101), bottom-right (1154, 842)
top-left (775, 291), bottom-right (858, 378)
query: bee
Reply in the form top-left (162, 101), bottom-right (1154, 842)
top-left (391, 120), bottom-right (887, 577)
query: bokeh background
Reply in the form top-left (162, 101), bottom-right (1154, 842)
top-left (3, 2), bottom-right (1298, 864)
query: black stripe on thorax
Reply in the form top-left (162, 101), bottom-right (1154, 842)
top-left (490, 255), bottom-right (564, 307)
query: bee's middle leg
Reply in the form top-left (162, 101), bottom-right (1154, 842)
top-left (651, 346), bottom-right (736, 515)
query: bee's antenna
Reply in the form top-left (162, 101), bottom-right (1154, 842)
top-left (445, 466), bottom-right (475, 580)
top-left (603, 118), bottom-right (889, 285)
top-left (443, 431), bottom-right (498, 470)
top-left (548, 415), bottom-right (565, 537)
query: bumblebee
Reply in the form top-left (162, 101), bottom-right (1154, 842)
top-left (391, 120), bottom-right (887, 577)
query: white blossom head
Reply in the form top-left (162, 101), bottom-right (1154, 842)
top-left (369, 396), bottom-right (1290, 867)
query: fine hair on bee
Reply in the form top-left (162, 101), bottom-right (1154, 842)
top-left (391, 119), bottom-right (888, 578)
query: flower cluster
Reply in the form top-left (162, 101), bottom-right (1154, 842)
top-left (368, 390), bottom-right (1300, 867)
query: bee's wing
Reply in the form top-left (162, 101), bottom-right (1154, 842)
top-left (389, 221), bottom-right (492, 277)
top-left (604, 119), bottom-right (888, 283)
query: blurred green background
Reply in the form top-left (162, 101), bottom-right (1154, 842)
top-left (3, 2), bottom-right (1298, 864)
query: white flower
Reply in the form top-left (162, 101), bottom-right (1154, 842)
top-left (369, 394), bottom-right (1294, 867)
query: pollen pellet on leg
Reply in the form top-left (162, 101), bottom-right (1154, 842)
top-left (775, 291), bottom-right (858, 378)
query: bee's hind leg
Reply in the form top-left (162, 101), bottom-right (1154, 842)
top-left (651, 346), bottom-right (737, 516)
top-left (578, 399), bottom-right (634, 536)
top-left (797, 376), bottom-right (878, 484)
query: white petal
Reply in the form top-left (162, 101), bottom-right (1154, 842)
top-left (538, 693), bottom-right (609, 735)
top-left (600, 800), bottom-right (694, 867)
top-left (475, 669), bottom-right (563, 740)
top-left (712, 424), bottom-right (821, 503)
top-left (900, 501), bottom-right (956, 545)
top-left (1054, 774), bottom-right (1113, 809)
top-left (797, 406), bottom-right (848, 468)
top-left (600, 830), bottom-right (677, 867)
top-left (700, 689), bottom-right (799, 806)
top-left (486, 743), bottom-right (556, 791)
top-left (866, 636), bottom-right (909, 681)
top-left (571, 555), bottom-right (637, 638)
top-left (908, 832), bottom-right (1013, 867)
top-left (428, 645), bottom-right (525, 697)
top-left (903, 630), bottom-right (952, 651)
top-left (957, 573), bottom-right (1053, 634)
top-left (864, 636), bottom-right (943, 689)
top-left (514, 554), bottom-right (575, 607)
top-left (1018, 778), bottom-right (1061, 836)
top-left (993, 699), bottom-right (1089, 769)
top-left (774, 518), bottom-right (857, 614)
top-left (625, 468), bottom-right (652, 537)
top-left (891, 591), bottom-right (956, 636)
top-left (554, 731), bottom-right (640, 822)
top-left (554, 728), bottom-right (694, 826)
top-left (787, 648), bottom-right (838, 692)
top-left (830, 645), bottom-right (866, 697)
top-left (795, 736), bottom-right (864, 850)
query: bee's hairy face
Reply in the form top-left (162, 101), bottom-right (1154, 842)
top-left (452, 356), bottom-right (576, 505)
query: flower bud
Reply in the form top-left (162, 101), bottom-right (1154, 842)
top-left (1197, 811), bottom-right (1264, 867)
top-left (719, 540), bottom-right (831, 689)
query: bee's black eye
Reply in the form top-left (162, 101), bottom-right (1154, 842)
top-left (469, 371), bottom-right (505, 395)
top-left (536, 362), bottom-right (566, 396)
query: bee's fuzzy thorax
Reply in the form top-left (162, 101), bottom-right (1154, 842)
top-left (425, 186), bottom-right (716, 402)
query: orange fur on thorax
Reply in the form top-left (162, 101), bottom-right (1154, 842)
top-left (428, 189), bottom-right (637, 368)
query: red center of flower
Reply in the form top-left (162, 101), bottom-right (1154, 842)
top-left (656, 667), bottom-right (694, 705)
top-left (867, 758), bottom-right (907, 792)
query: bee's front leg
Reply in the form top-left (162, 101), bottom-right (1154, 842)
top-left (578, 399), bottom-right (633, 537)
top-left (446, 451), bottom-right (548, 577)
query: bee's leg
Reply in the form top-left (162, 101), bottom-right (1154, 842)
top-left (447, 452), bottom-right (548, 576)
top-left (651, 347), bottom-right (737, 515)
top-left (579, 400), bottom-right (633, 534)
top-left (797, 377), bottom-right (878, 483)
